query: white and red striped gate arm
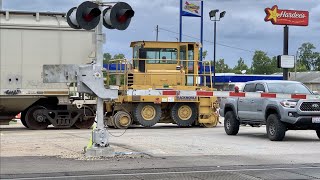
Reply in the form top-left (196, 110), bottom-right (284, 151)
top-left (126, 90), bottom-right (320, 100)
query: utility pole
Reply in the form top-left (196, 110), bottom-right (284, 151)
top-left (156, 25), bottom-right (159, 41)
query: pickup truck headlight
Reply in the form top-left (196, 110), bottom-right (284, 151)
top-left (280, 100), bottom-right (297, 108)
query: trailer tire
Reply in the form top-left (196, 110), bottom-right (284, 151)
top-left (20, 111), bottom-right (29, 128)
top-left (266, 114), bottom-right (286, 141)
top-left (224, 111), bottom-right (239, 135)
top-left (25, 106), bottom-right (49, 130)
top-left (171, 103), bottom-right (197, 127)
top-left (133, 103), bottom-right (161, 127)
top-left (74, 107), bottom-right (95, 129)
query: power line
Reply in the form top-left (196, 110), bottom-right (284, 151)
top-left (158, 27), bottom-right (276, 56)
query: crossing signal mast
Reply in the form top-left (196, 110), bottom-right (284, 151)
top-left (66, 1), bottom-right (134, 156)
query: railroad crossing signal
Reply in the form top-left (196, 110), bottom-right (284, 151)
top-left (66, 1), bottom-right (134, 31)
top-left (103, 2), bottom-right (134, 30)
top-left (67, 1), bottom-right (101, 30)
top-left (64, 1), bottom-right (135, 156)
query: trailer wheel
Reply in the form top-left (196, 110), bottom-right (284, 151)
top-left (316, 130), bottom-right (320, 139)
top-left (113, 111), bottom-right (132, 129)
top-left (74, 108), bottom-right (95, 129)
top-left (25, 106), bottom-right (49, 130)
top-left (171, 103), bottom-right (197, 127)
top-left (133, 103), bottom-right (161, 127)
top-left (20, 111), bottom-right (29, 128)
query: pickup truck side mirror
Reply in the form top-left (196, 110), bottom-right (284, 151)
top-left (313, 91), bottom-right (319, 95)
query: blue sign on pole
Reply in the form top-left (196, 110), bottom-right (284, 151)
top-left (179, 0), bottom-right (204, 82)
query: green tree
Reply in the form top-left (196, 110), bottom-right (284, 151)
top-left (202, 50), bottom-right (208, 60)
top-left (270, 56), bottom-right (282, 73)
top-left (113, 53), bottom-right (125, 60)
top-left (298, 43), bottom-right (319, 70)
top-left (295, 62), bottom-right (308, 72)
top-left (103, 53), bottom-right (112, 64)
top-left (214, 59), bottom-right (231, 73)
top-left (314, 52), bottom-right (320, 71)
top-left (232, 57), bottom-right (250, 74)
top-left (251, 51), bottom-right (276, 74)
top-left (197, 50), bottom-right (208, 61)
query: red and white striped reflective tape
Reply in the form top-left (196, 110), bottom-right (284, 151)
top-left (126, 90), bottom-right (320, 100)
top-left (210, 91), bottom-right (318, 99)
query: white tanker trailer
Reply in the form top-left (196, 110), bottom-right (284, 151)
top-left (0, 11), bottom-right (97, 129)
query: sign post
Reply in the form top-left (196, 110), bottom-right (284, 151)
top-left (180, 0), bottom-right (204, 75)
top-left (264, 5), bottom-right (309, 80)
top-left (283, 25), bottom-right (289, 80)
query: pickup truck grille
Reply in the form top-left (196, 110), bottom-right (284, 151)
top-left (300, 102), bottom-right (320, 112)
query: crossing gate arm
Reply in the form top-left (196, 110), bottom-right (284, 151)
top-left (126, 89), bottom-right (320, 100)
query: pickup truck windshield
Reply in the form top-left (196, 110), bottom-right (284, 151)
top-left (267, 83), bottom-right (311, 94)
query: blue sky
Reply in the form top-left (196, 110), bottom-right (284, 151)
top-left (1, 0), bottom-right (320, 67)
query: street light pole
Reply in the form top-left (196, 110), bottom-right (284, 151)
top-left (209, 10), bottom-right (226, 88)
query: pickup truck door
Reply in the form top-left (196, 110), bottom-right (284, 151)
top-left (238, 83), bottom-right (255, 120)
top-left (252, 83), bottom-right (267, 121)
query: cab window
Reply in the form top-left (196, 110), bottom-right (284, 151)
top-left (243, 83), bottom-right (255, 92)
top-left (255, 84), bottom-right (265, 92)
top-left (142, 48), bottom-right (177, 64)
top-left (187, 44), bottom-right (194, 73)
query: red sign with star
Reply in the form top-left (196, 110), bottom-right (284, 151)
top-left (264, 5), bottom-right (309, 26)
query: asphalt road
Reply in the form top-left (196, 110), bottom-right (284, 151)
top-left (1, 121), bottom-right (320, 179)
top-left (1, 157), bottom-right (320, 180)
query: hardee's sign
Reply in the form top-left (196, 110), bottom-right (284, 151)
top-left (264, 5), bottom-right (309, 26)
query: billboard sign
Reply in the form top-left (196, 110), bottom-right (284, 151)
top-left (264, 5), bottom-right (309, 26)
top-left (182, 0), bottom-right (202, 17)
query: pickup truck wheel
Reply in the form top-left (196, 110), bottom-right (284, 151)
top-left (224, 111), bottom-right (239, 135)
top-left (316, 130), bottom-right (320, 139)
top-left (266, 114), bottom-right (286, 141)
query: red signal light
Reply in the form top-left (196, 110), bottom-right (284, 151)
top-left (117, 10), bottom-right (134, 23)
top-left (117, 15), bottom-right (127, 23)
top-left (83, 8), bottom-right (101, 22)
top-left (103, 2), bottom-right (135, 30)
top-left (66, 1), bottom-right (101, 30)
